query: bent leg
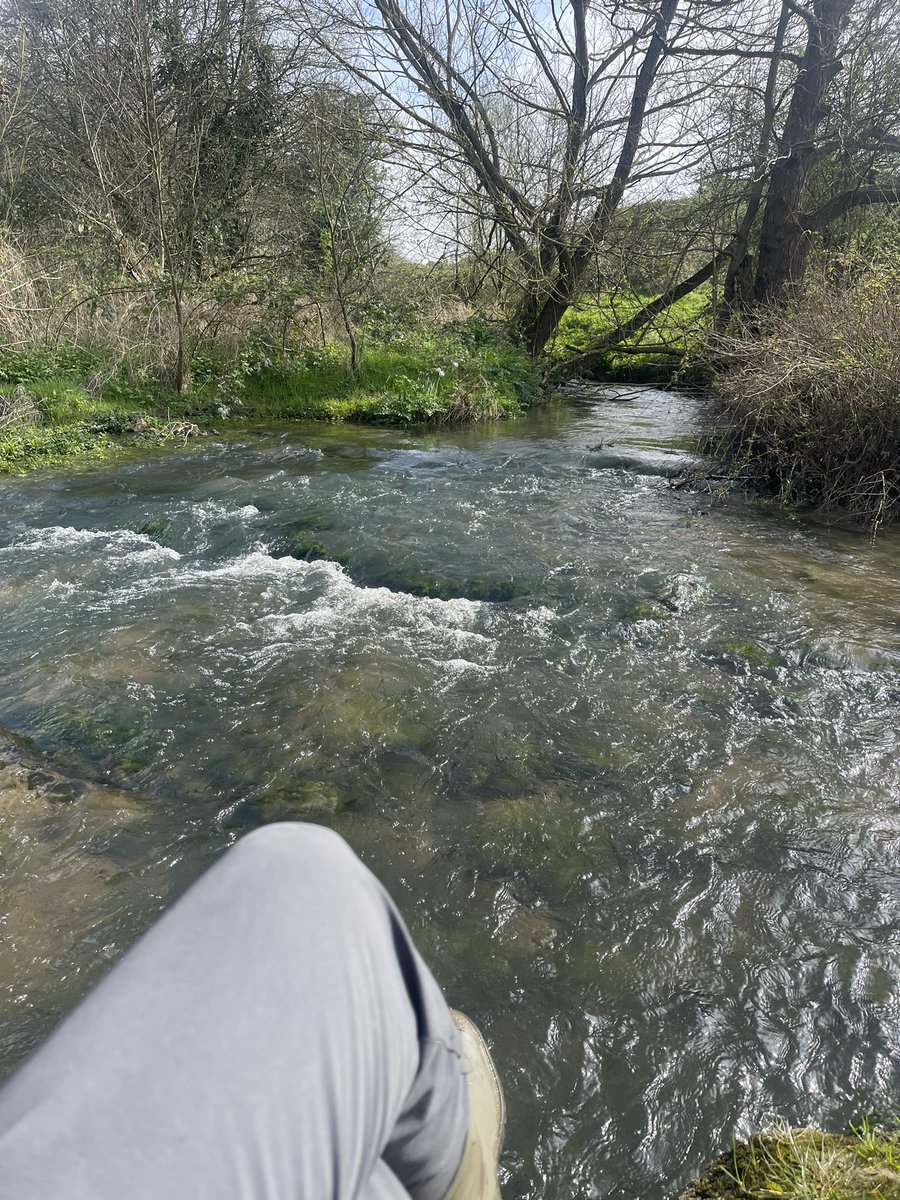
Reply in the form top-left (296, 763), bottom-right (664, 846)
top-left (0, 823), bottom-right (468, 1200)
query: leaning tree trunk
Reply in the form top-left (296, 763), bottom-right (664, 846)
top-left (752, 0), bottom-right (855, 306)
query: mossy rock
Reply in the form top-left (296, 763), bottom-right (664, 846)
top-left (495, 896), bottom-right (558, 955)
top-left (450, 742), bottom-right (554, 799)
top-left (465, 575), bottom-right (528, 602)
top-left (39, 708), bottom-right (156, 780)
top-left (291, 511), bottom-right (338, 532)
top-left (621, 599), bottom-right (671, 622)
top-left (253, 780), bottom-right (346, 821)
top-left (134, 517), bottom-right (174, 541)
top-left (269, 535), bottom-right (348, 566)
top-left (356, 565), bottom-right (526, 603)
top-left (57, 710), bottom-right (137, 752)
top-left (717, 641), bottom-right (780, 671)
top-left (473, 790), bottom-right (594, 897)
top-left (414, 916), bottom-right (515, 986)
top-left (287, 538), bottom-right (330, 562)
top-left (364, 567), bottom-right (463, 600)
top-left (113, 749), bottom-right (157, 774)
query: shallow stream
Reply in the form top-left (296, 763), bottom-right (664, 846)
top-left (1, 386), bottom-right (899, 1198)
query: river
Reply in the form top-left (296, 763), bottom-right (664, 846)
top-left (1, 385), bottom-right (898, 1198)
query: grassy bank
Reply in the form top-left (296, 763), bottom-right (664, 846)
top-left (683, 1121), bottom-right (900, 1200)
top-left (546, 290), bottom-right (712, 385)
top-left (0, 323), bottom-right (540, 474)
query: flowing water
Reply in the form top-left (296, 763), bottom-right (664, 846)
top-left (1, 386), bottom-right (899, 1198)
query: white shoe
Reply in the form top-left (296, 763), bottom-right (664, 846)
top-left (442, 1010), bottom-right (506, 1200)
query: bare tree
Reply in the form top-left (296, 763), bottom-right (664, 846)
top-left (2, 0), bottom-right (303, 384)
top-left (306, 89), bottom-right (392, 370)
top-left (693, 0), bottom-right (900, 309)
top-left (295, 0), bottom-right (749, 354)
top-left (549, 0), bottom-right (900, 367)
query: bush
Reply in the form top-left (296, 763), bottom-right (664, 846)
top-left (712, 261), bottom-right (900, 529)
top-left (205, 322), bottom-right (539, 426)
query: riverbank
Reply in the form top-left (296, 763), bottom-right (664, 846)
top-left (0, 324), bottom-right (540, 474)
top-left (683, 1122), bottom-right (900, 1200)
top-left (545, 276), bottom-right (900, 532)
top-left (4, 289), bottom-right (898, 536)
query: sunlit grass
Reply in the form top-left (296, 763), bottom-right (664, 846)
top-left (684, 1120), bottom-right (900, 1200)
top-left (0, 324), bottom-right (540, 472)
top-left (547, 288), bottom-right (713, 383)
top-left (226, 330), bottom-right (539, 424)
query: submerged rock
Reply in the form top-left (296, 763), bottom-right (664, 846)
top-left (291, 511), bottom-right (338, 532)
top-left (707, 640), bottom-right (781, 674)
top-left (357, 565), bottom-right (527, 603)
top-left (0, 726), bottom-right (146, 1032)
top-left (49, 706), bottom-right (155, 776)
top-left (587, 446), bottom-right (705, 477)
top-left (620, 599), bottom-right (671, 622)
top-left (0, 728), bottom-right (140, 810)
top-left (269, 534), bottom-right (348, 565)
top-left (657, 572), bottom-right (709, 612)
top-left (465, 575), bottom-right (529, 602)
top-left (473, 788), bottom-right (596, 898)
top-left (364, 567), bottom-right (462, 600)
top-left (251, 779), bottom-right (347, 822)
top-left (133, 517), bottom-right (175, 541)
top-left (264, 526), bottom-right (528, 601)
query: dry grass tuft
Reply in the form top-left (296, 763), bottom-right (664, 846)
top-left (683, 1120), bottom-right (900, 1200)
top-left (0, 383), bottom-right (42, 430)
top-left (711, 263), bottom-right (900, 530)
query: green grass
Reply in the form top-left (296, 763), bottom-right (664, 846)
top-left (0, 424), bottom-right (117, 472)
top-left (205, 324), bottom-right (539, 425)
top-left (0, 345), bottom-right (169, 471)
top-left (547, 289), bottom-right (712, 384)
top-left (0, 323), bottom-right (540, 474)
top-left (683, 1120), bottom-right (900, 1200)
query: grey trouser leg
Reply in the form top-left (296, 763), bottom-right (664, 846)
top-left (0, 824), bottom-right (468, 1200)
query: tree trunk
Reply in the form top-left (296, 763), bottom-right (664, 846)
top-left (516, 0), bottom-right (680, 356)
top-left (173, 286), bottom-right (190, 394)
top-left (547, 248), bottom-right (730, 378)
top-left (519, 275), bottom-right (574, 358)
top-left (752, 0), bottom-right (855, 306)
top-left (720, 0), bottom-right (792, 319)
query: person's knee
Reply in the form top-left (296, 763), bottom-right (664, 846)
top-left (231, 821), bottom-right (362, 877)
top-left (222, 823), bottom-right (388, 932)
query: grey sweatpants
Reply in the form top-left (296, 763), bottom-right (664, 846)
top-left (0, 823), bottom-right (469, 1200)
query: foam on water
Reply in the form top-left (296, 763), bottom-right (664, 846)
top-left (253, 559), bottom-right (493, 651)
top-left (2, 525), bottom-right (162, 554)
top-left (0, 526), bottom-right (182, 571)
